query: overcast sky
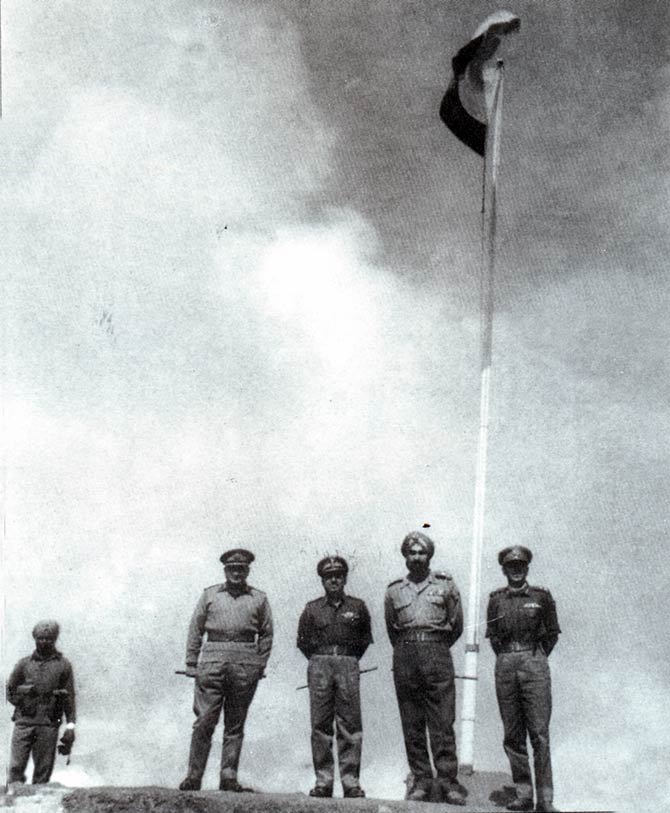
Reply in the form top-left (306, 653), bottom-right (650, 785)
top-left (1, 2), bottom-right (669, 810)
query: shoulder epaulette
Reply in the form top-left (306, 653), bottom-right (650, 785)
top-left (489, 586), bottom-right (507, 595)
top-left (433, 571), bottom-right (453, 580)
top-left (387, 577), bottom-right (403, 588)
top-left (530, 584), bottom-right (550, 593)
top-left (247, 584), bottom-right (266, 596)
top-left (204, 583), bottom-right (223, 592)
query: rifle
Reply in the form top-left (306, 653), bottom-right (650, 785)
top-left (175, 670), bottom-right (266, 680)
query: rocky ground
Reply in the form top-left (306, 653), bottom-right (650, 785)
top-left (0, 775), bottom-right (609, 812)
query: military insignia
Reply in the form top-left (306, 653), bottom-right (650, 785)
top-left (342, 611), bottom-right (357, 621)
top-left (523, 603), bottom-right (541, 609)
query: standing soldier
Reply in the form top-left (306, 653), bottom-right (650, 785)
top-left (384, 531), bottom-right (466, 805)
top-left (179, 549), bottom-right (273, 792)
top-left (297, 556), bottom-right (372, 799)
top-left (486, 546), bottom-right (560, 813)
top-left (6, 621), bottom-right (76, 785)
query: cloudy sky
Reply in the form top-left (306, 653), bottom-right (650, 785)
top-left (1, 1), bottom-right (669, 810)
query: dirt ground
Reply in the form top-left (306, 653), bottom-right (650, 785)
top-left (1, 774), bottom-right (611, 813)
top-left (60, 771), bottom-right (515, 813)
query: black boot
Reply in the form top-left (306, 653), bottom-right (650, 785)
top-left (507, 798), bottom-right (534, 812)
top-left (178, 777), bottom-right (201, 791)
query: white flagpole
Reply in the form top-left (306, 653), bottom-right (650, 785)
top-left (459, 59), bottom-right (505, 774)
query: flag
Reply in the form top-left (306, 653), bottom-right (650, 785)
top-left (440, 11), bottom-right (520, 155)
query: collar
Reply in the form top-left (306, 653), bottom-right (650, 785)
top-left (220, 582), bottom-right (251, 595)
top-left (31, 649), bottom-right (62, 662)
top-left (402, 571), bottom-right (434, 591)
top-left (320, 593), bottom-right (349, 607)
top-left (505, 582), bottom-right (530, 597)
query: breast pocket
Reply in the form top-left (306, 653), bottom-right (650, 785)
top-left (520, 603), bottom-right (543, 634)
top-left (392, 596), bottom-right (413, 624)
top-left (425, 594), bottom-right (448, 623)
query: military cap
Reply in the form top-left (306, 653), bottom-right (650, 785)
top-left (220, 548), bottom-right (255, 565)
top-left (498, 545), bottom-right (533, 566)
top-left (317, 556), bottom-right (349, 577)
top-left (32, 620), bottom-right (60, 639)
top-left (400, 531), bottom-right (435, 559)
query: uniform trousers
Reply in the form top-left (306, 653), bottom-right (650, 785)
top-left (392, 641), bottom-right (458, 785)
top-left (308, 655), bottom-right (362, 791)
top-left (495, 650), bottom-right (553, 805)
top-left (9, 724), bottom-right (60, 784)
top-left (186, 660), bottom-right (262, 783)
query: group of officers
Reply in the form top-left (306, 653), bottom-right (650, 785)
top-left (6, 530), bottom-right (560, 812)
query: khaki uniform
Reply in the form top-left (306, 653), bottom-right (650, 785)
top-left (183, 582), bottom-right (272, 785)
top-left (486, 583), bottom-right (560, 808)
top-left (384, 571), bottom-right (463, 788)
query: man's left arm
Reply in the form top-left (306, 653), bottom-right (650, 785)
top-left (62, 660), bottom-right (77, 724)
top-left (541, 590), bottom-right (561, 656)
top-left (257, 595), bottom-right (273, 667)
top-left (356, 601), bottom-right (373, 660)
top-left (447, 582), bottom-right (464, 647)
top-left (57, 661), bottom-right (77, 755)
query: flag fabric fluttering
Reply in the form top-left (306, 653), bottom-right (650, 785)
top-left (440, 11), bottom-right (520, 155)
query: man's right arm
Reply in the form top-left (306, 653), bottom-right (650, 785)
top-left (185, 591), bottom-right (208, 669)
top-left (296, 605), bottom-right (313, 659)
top-left (6, 661), bottom-right (25, 705)
top-left (485, 594), bottom-right (502, 655)
top-left (384, 590), bottom-right (398, 647)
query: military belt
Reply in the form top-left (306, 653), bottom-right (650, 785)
top-left (311, 645), bottom-right (358, 657)
top-left (207, 632), bottom-right (257, 643)
top-left (396, 629), bottom-right (446, 643)
top-left (499, 642), bottom-right (535, 653)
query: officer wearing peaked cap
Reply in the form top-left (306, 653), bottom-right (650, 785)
top-left (384, 532), bottom-right (466, 805)
top-left (486, 546), bottom-right (561, 813)
top-left (179, 548), bottom-right (272, 793)
top-left (297, 556), bottom-right (372, 799)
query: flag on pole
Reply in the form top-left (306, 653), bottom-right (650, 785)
top-left (440, 11), bottom-right (520, 155)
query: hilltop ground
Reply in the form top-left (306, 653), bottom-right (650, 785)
top-left (0, 774), bottom-right (611, 812)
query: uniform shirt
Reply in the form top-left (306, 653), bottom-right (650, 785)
top-left (297, 595), bottom-right (372, 659)
top-left (186, 582), bottom-right (273, 667)
top-left (384, 571), bottom-right (463, 647)
top-left (486, 583), bottom-right (561, 655)
top-left (6, 650), bottom-right (76, 727)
